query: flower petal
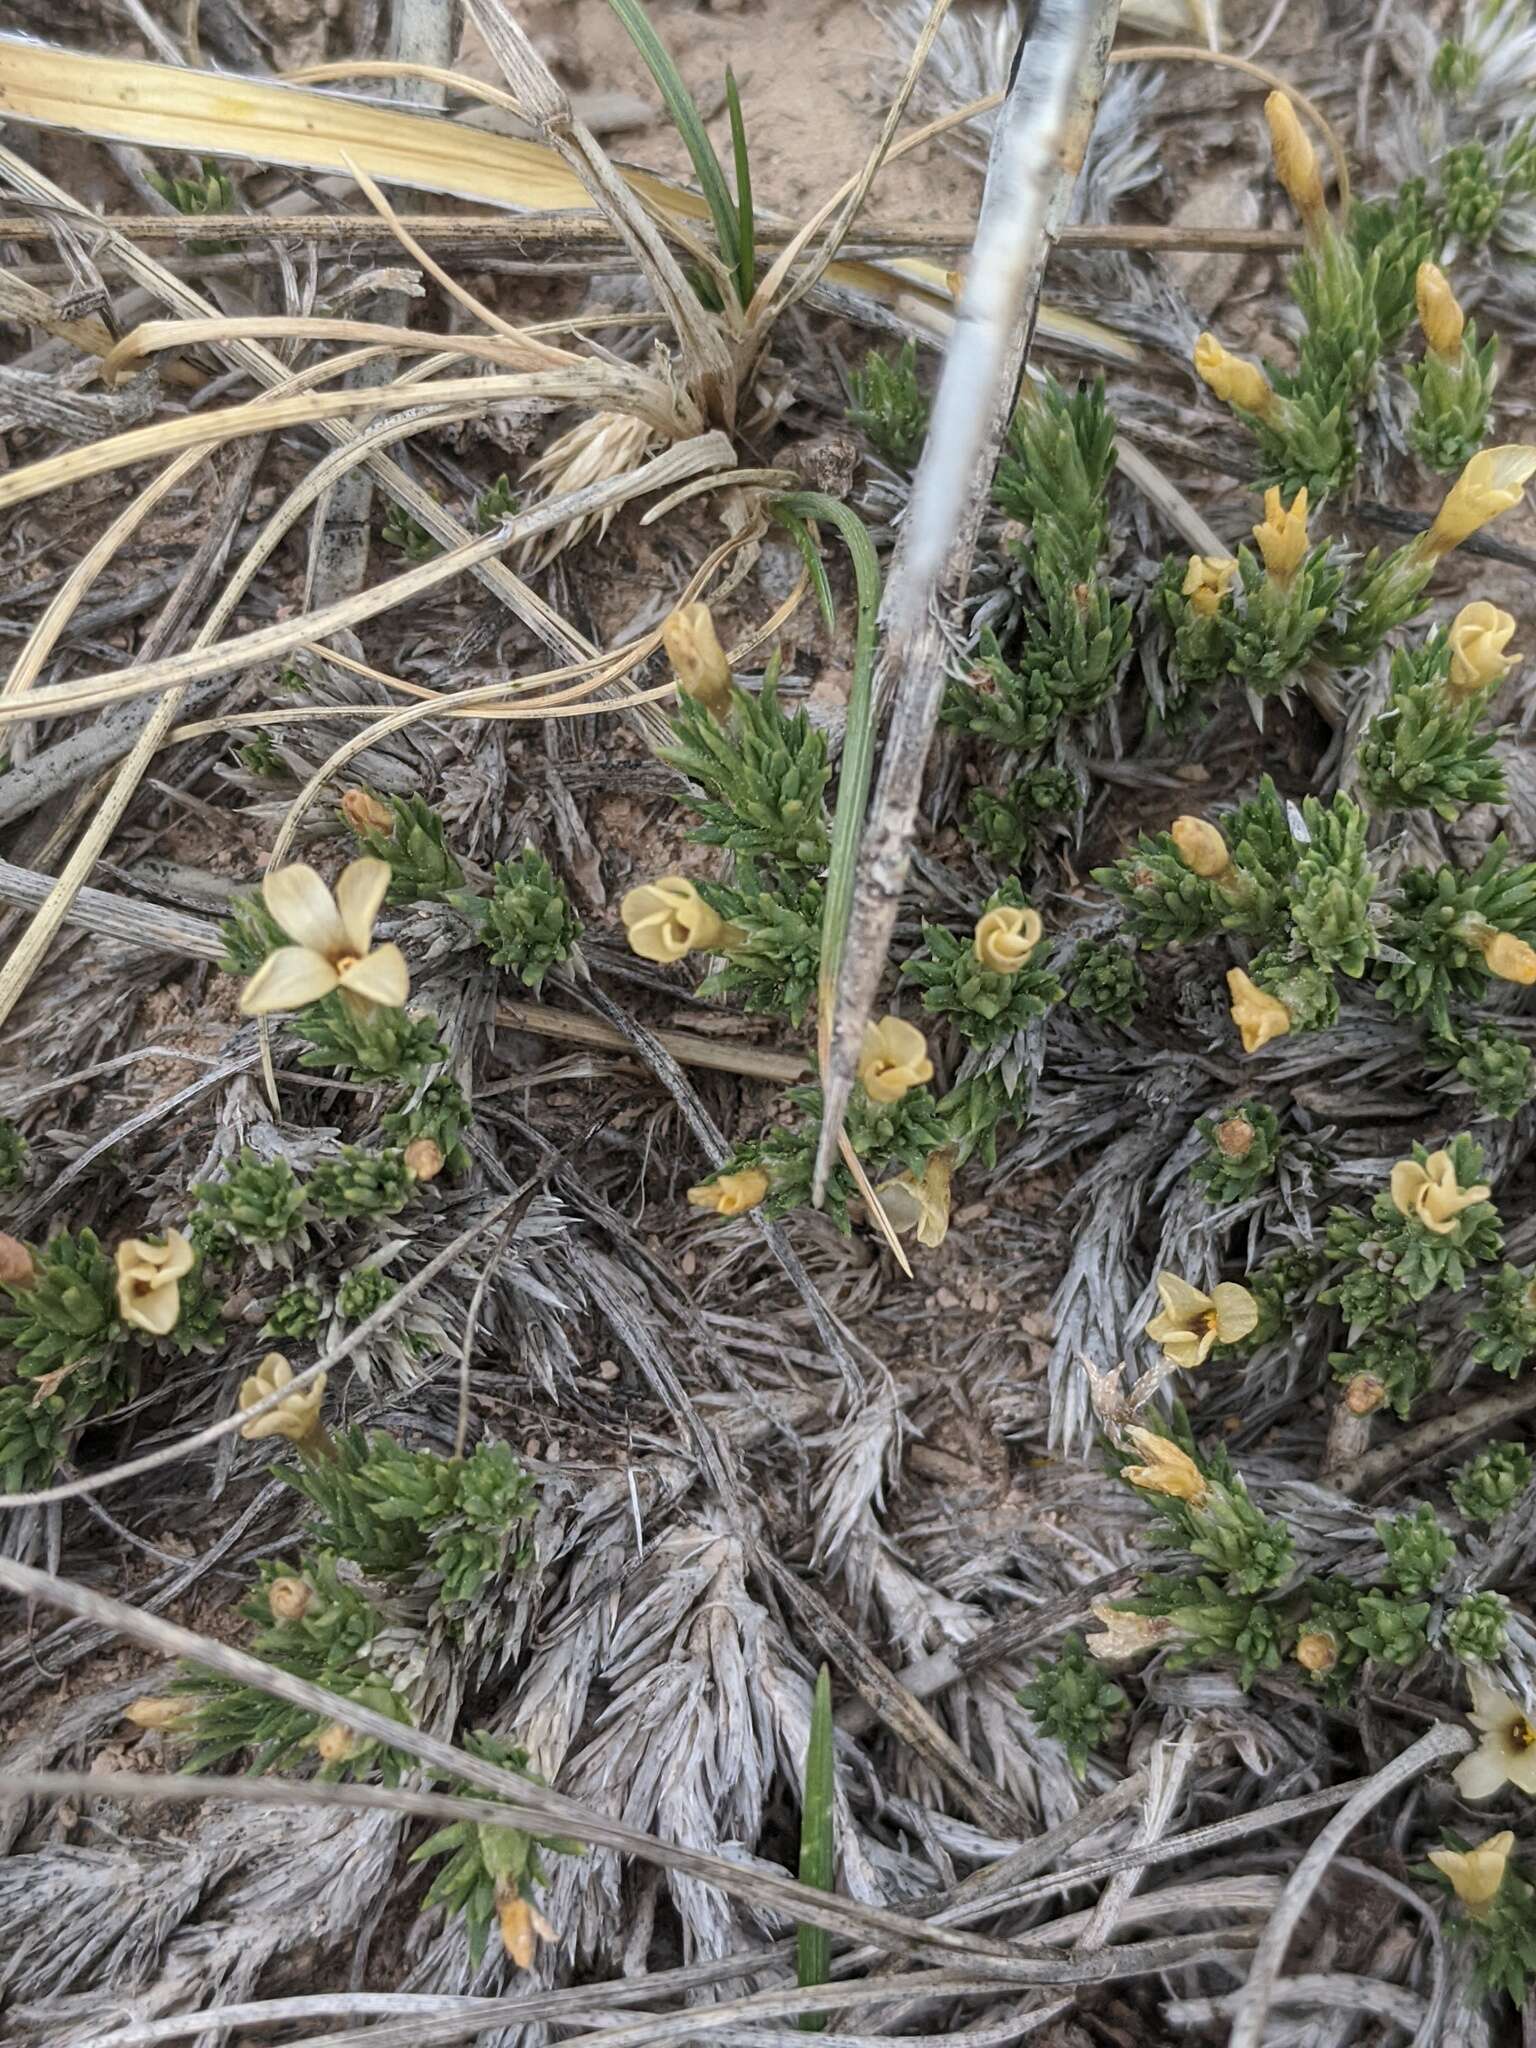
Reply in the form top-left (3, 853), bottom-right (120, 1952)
top-left (263, 864), bottom-right (347, 954)
top-left (1388, 1161), bottom-right (1427, 1218)
top-left (240, 945), bottom-right (339, 1016)
top-left (1156, 1272), bottom-right (1213, 1322)
top-left (1212, 1283), bottom-right (1260, 1343)
top-left (1466, 1669), bottom-right (1517, 1732)
top-left (1507, 1745), bottom-right (1536, 1796)
top-left (1453, 1741), bottom-right (1511, 1801)
top-left (335, 858), bottom-right (392, 956)
top-left (338, 943), bottom-right (409, 1009)
top-left (122, 1282), bottom-right (181, 1336)
top-left (159, 1228), bottom-right (196, 1283)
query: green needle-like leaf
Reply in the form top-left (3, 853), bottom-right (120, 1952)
top-left (606, 0), bottom-right (740, 285)
top-left (797, 1662), bottom-right (835, 2029)
top-left (725, 67), bottom-right (754, 309)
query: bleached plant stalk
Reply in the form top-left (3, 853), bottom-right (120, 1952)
top-left (813, 0), bottom-right (1122, 1195)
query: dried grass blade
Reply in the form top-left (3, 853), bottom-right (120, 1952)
top-left (815, 0), bottom-right (1121, 1183)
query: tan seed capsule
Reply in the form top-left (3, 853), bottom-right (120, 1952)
top-left (0, 1232), bottom-right (36, 1290)
top-left (1216, 1117), bottom-right (1256, 1160)
top-left (404, 1136), bottom-right (446, 1181)
top-left (1295, 1631), bottom-right (1338, 1673)
top-left (341, 788), bottom-right (394, 835)
top-left (267, 1576), bottom-right (313, 1622)
top-left (1345, 1372), bottom-right (1386, 1417)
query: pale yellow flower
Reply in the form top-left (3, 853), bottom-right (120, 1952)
top-left (238, 1352), bottom-right (327, 1446)
top-left (1481, 931), bottom-right (1536, 985)
top-left (620, 877), bottom-right (732, 964)
top-left (1295, 1631), bottom-right (1339, 1674)
top-left (1085, 1600), bottom-right (1176, 1666)
top-left (858, 1016), bottom-right (934, 1105)
top-left (240, 859), bottom-right (407, 1018)
top-left (1424, 446), bottom-right (1536, 558)
top-left (1447, 601), bottom-right (1519, 697)
top-left (1121, 1425), bottom-right (1209, 1506)
top-left (1388, 1150), bottom-right (1491, 1235)
top-left (1144, 1272), bottom-right (1259, 1370)
top-left (1226, 968), bottom-right (1291, 1054)
top-left (1429, 1831), bottom-right (1515, 1917)
top-left (1264, 91), bottom-right (1327, 231)
top-left (687, 1168), bottom-right (770, 1217)
top-left (1416, 261), bottom-right (1465, 359)
top-left (663, 601), bottom-right (732, 717)
top-left (1251, 486), bottom-right (1310, 585)
top-left (115, 1228), bottom-right (194, 1336)
top-left (1455, 1673), bottom-right (1536, 1800)
top-left (974, 904), bottom-right (1042, 973)
top-left (497, 1894), bottom-right (559, 1969)
top-left (340, 787), bottom-right (393, 835)
top-left (1171, 816), bottom-right (1232, 879)
top-left (1182, 552), bottom-right (1239, 616)
top-left (875, 1150), bottom-right (954, 1249)
top-left (124, 1696), bottom-right (190, 1731)
top-left (1193, 334), bottom-right (1278, 420)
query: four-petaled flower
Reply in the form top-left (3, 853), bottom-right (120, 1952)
top-left (1120, 1425), bottom-right (1209, 1506)
top-left (1428, 1830), bottom-right (1514, 1917)
top-left (240, 859), bottom-right (408, 1017)
top-left (1447, 601), bottom-right (1518, 697)
top-left (1424, 445), bottom-right (1536, 558)
top-left (1251, 486), bottom-right (1310, 585)
top-left (1226, 968), bottom-right (1291, 1054)
top-left (1145, 1271), bottom-right (1260, 1370)
top-left (858, 1016), bottom-right (934, 1104)
top-left (620, 877), bottom-right (733, 964)
top-left (115, 1229), bottom-right (194, 1335)
top-left (687, 1168), bottom-right (769, 1217)
top-left (1388, 1150), bottom-right (1491, 1236)
top-left (876, 1149), bottom-right (954, 1249)
top-left (238, 1352), bottom-right (327, 1446)
top-left (973, 905), bottom-right (1042, 974)
top-left (1182, 553), bottom-right (1239, 617)
top-left (1454, 1673), bottom-right (1536, 1800)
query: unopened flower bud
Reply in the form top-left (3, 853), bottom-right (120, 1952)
top-left (1345, 1372), bottom-right (1386, 1417)
top-left (1171, 816), bottom-right (1232, 879)
top-left (404, 1136), bottom-right (445, 1182)
top-left (1482, 931), bottom-right (1536, 986)
top-left (1446, 601), bottom-right (1518, 697)
top-left (1264, 91), bottom-right (1327, 231)
top-left (1416, 262), bottom-right (1465, 359)
top-left (341, 787), bottom-right (394, 835)
top-left (1295, 1630), bottom-right (1339, 1674)
top-left (267, 1575), bottom-right (313, 1622)
top-left (1193, 335), bottom-right (1278, 421)
top-left (1215, 1116), bottom-right (1256, 1160)
top-left (662, 602), bottom-right (732, 718)
top-left (124, 1696), bottom-right (187, 1731)
top-left (0, 1233), bottom-right (36, 1290)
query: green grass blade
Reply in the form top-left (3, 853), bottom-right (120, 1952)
top-left (725, 66), bottom-right (754, 309)
top-left (605, 0), bottom-right (739, 283)
top-left (796, 1662), bottom-right (835, 2029)
top-left (769, 493), bottom-right (881, 1052)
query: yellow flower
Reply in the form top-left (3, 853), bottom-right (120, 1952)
top-left (1226, 968), bottom-right (1291, 1054)
top-left (497, 1893), bottom-right (559, 1969)
top-left (875, 1149), bottom-right (954, 1249)
top-left (340, 787), bottom-right (394, 835)
top-left (1144, 1272), bottom-right (1260, 1370)
top-left (238, 1352), bottom-right (327, 1446)
top-left (1388, 1150), bottom-right (1491, 1235)
top-left (115, 1228), bottom-right (194, 1336)
top-left (687, 1168), bottom-right (769, 1217)
top-left (1416, 261), bottom-right (1465, 359)
top-left (1264, 90), bottom-right (1327, 231)
top-left (662, 601), bottom-right (732, 717)
top-left (1251, 486), bottom-right (1310, 585)
top-left (620, 877), bottom-right (732, 964)
top-left (1120, 1426), bottom-right (1209, 1506)
top-left (1423, 445), bottom-right (1536, 558)
top-left (1480, 931), bottom-right (1536, 985)
top-left (240, 859), bottom-right (407, 1018)
top-left (1170, 816), bottom-right (1231, 879)
top-left (1193, 334), bottom-right (1277, 421)
top-left (1181, 553), bottom-right (1238, 617)
top-left (858, 1016), bottom-right (934, 1105)
top-left (1428, 1831), bottom-right (1515, 1917)
top-left (1455, 1674), bottom-right (1536, 1800)
top-left (1447, 601), bottom-right (1519, 697)
top-left (974, 904), bottom-right (1043, 973)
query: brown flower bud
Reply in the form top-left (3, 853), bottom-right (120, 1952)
top-left (341, 787), bottom-right (394, 836)
top-left (0, 1232), bottom-right (36, 1290)
top-left (1295, 1631), bottom-right (1339, 1674)
top-left (1215, 1116), bottom-right (1255, 1160)
top-left (404, 1136), bottom-right (445, 1182)
top-left (267, 1576), bottom-right (313, 1622)
top-left (1344, 1372), bottom-right (1386, 1417)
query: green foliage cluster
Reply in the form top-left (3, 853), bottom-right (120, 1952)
top-left (1422, 1836), bottom-right (1536, 2006)
top-left (1108, 1417), bottom-right (1295, 1596)
top-left (1016, 1635), bottom-right (1126, 1779)
top-left (847, 340), bottom-right (929, 470)
top-left (963, 765), bottom-right (1082, 865)
top-left (712, 1082), bottom-right (948, 1232)
top-left (1157, 531), bottom-right (1343, 705)
top-left (1377, 1503), bottom-right (1455, 1594)
top-left (309, 1146), bottom-right (419, 1223)
top-left (193, 1150), bottom-right (309, 1262)
top-left (901, 885), bottom-right (1062, 1050)
top-left (659, 658), bottom-right (831, 874)
top-left (0, 1117), bottom-right (27, 1192)
top-left (1451, 1440), bottom-right (1532, 1525)
top-left (698, 867), bottom-right (823, 1024)
top-left (1066, 938), bottom-right (1146, 1029)
top-left (1470, 1266), bottom-right (1536, 1377)
top-left (1191, 1102), bottom-right (1283, 1205)
top-left (457, 849), bottom-right (581, 990)
top-left (1358, 634), bottom-right (1507, 820)
top-left (345, 792), bottom-right (465, 903)
top-left (382, 1076), bottom-right (473, 1175)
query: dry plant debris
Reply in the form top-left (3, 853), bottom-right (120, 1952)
top-left (3, 0), bottom-right (1536, 2042)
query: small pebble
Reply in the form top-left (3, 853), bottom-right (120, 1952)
top-left (597, 1358), bottom-right (620, 1382)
